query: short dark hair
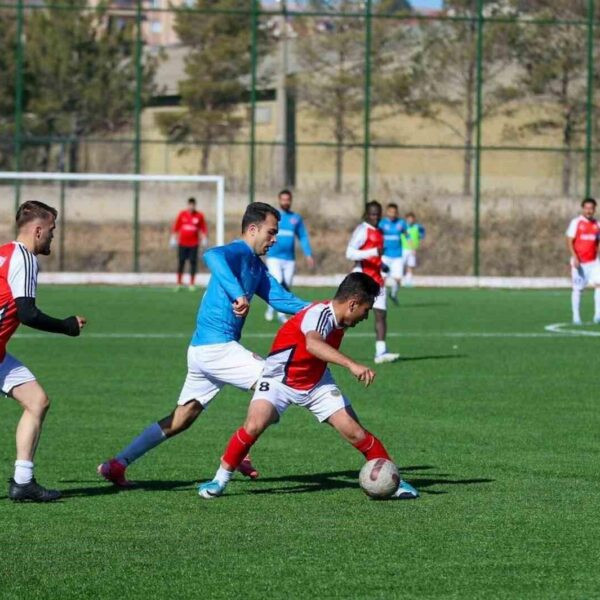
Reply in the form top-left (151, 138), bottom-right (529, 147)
top-left (365, 200), bottom-right (382, 214)
top-left (387, 202), bottom-right (398, 210)
top-left (582, 197), bottom-right (597, 207)
top-left (334, 272), bottom-right (380, 304)
top-left (188, 197), bottom-right (196, 204)
top-left (278, 189), bottom-right (292, 199)
top-left (406, 211), bottom-right (416, 218)
top-left (242, 202), bottom-right (280, 233)
top-left (16, 201), bottom-right (58, 229)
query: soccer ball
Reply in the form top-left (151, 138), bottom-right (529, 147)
top-left (359, 458), bottom-right (399, 499)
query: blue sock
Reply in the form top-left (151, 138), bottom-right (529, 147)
top-left (116, 422), bottom-right (166, 466)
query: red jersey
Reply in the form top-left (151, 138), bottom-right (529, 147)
top-left (0, 242), bottom-right (38, 361)
top-left (263, 301), bottom-right (345, 391)
top-left (172, 210), bottom-right (207, 248)
top-left (346, 222), bottom-right (384, 286)
top-left (566, 216), bottom-right (600, 263)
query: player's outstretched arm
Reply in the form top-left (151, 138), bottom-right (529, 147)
top-left (305, 331), bottom-right (375, 387)
top-left (256, 271), bottom-right (309, 315)
top-left (15, 297), bottom-right (84, 336)
top-left (203, 246), bottom-right (246, 302)
top-left (346, 226), bottom-right (380, 261)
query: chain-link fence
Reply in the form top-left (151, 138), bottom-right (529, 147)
top-left (0, 0), bottom-right (598, 276)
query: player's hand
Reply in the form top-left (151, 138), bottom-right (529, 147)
top-left (377, 247), bottom-right (384, 256)
top-left (201, 236), bottom-right (209, 249)
top-left (76, 316), bottom-right (87, 330)
top-left (232, 296), bottom-right (250, 318)
top-left (572, 256), bottom-right (581, 269)
top-left (169, 234), bottom-right (177, 249)
top-left (306, 256), bottom-right (315, 270)
top-left (349, 362), bottom-right (376, 387)
top-left (381, 263), bottom-right (390, 274)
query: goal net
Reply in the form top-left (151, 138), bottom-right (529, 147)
top-left (0, 172), bottom-right (226, 274)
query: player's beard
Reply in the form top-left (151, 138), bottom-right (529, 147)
top-left (38, 236), bottom-right (53, 255)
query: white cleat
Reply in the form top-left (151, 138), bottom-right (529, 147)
top-left (393, 479), bottom-right (419, 499)
top-left (265, 310), bottom-right (274, 322)
top-left (573, 318), bottom-right (583, 325)
top-left (374, 352), bottom-right (400, 364)
top-left (277, 314), bottom-right (288, 324)
top-left (594, 317), bottom-right (600, 324)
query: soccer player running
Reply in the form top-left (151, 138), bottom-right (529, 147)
top-left (264, 189), bottom-right (314, 324)
top-left (401, 212), bottom-right (426, 287)
top-left (198, 272), bottom-right (418, 500)
top-left (98, 202), bottom-right (309, 487)
top-left (566, 197), bottom-right (600, 325)
top-left (170, 197), bottom-right (208, 291)
top-left (346, 200), bottom-right (400, 364)
top-left (379, 202), bottom-right (407, 305)
top-left (1, 201), bottom-right (86, 502)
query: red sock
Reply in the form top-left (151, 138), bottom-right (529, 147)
top-left (190, 274), bottom-right (195, 286)
top-left (177, 273), bottom-right (183, 285)
top-left (222, 427), bottom-right (257, 470)
top-left (353, 432), bottom-right (391, 461)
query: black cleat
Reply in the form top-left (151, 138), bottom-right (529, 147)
top-left (8, 478), bottom-right (61, 502)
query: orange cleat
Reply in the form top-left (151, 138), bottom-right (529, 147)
top-left (97, 458), bottom-right (134, 488)
top-left (237, 454), bottom-right (259, 479)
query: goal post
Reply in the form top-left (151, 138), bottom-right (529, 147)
top-left (0, 172), bottom-right (225, 272)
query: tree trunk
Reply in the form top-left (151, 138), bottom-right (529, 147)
top-left (463, 53), bottom-right (476, 197)
top-left (561, 75), bottom-right (572, 196)
top-left (335, 142), bottom-right (343, 193)
top-left (201, 142), bottom-right (210, 173)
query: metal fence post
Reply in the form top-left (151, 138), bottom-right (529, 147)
top-left (585, 0), bottom-right (595, 197)
top-left (473, 0), bottom-right (484, 277)
top-left (249, 0), bottom-right (259, 203)
top-left (13, 0), bottom-right (25, 222)
top-left (133, 0), bottom-right (143, 272)
top-left (362, 0), bottom-right (373, 206)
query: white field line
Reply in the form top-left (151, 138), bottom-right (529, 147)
top-left (544, 322), bottom-right (600, 337)
top-left (12, 330), bottom-right (576, 340)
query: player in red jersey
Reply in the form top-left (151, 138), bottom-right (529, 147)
top-left (346, 200), bottom-right (400, 363)
top-left (198, 272), bottom-right (418, 500)
top-left (170, 197), bottom-right (208, 291)
top-left (566, 198), bottom-right (600, 324)
top-left (1, 201), bottom-right (86, 502)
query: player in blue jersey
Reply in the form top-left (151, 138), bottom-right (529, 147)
top-left (265, 189), bottom-right (314, 324)
top-left (97, 203), bottom-right (309, 487)
top-left (379, 203), bottom-right (407, 305)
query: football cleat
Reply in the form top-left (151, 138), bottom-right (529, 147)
top-left (188, 285), bottom-right (197, 292)
top-left (374, 352), bottom-right (400, 364)
top-left (97, 458), bottom-right (133, 488)
top-left (389, 291), bottom-right (399, 306)
top-left (237, 455), bottom-right (259, 479)
top-left (594, 316), bottom-right (600, 324)
top-left (277, 314), bottom-right (288, 324)
top-left (573, 318), bottom-right (583, 325)
top-left (392, 479), bottom-right (419, 500)
top-left (264, 310), bottom-right (274, 322)
top-left (198, 479), bottom-right (225, 499)
top-left (8, 478), bottom-right (61, 502)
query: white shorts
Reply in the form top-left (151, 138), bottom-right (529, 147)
top-left (571, 260), bottom-right (600, 290)
top-left (0, 354), bottom-right (36, 396)
top-left (373, 285), bottom-right (387, 311)
top-left (177, 342), bottom-right (264, 408)
top-left (251, 369), bottom-right (350, 423)
top-left (382, 256), bottom-right (404, 280)
top-left (404, 250), bottom-right (417, 269)
top-left (266, 257), bottom-right (295, 289)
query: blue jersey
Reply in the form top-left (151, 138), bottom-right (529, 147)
top-left (379, 217), bottom-right (407, 258)
top-left (192, 240), bottom-right (309, 346)
top-left (267, 210), bottom-right (312, 261)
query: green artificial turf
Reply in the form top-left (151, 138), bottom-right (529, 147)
top-left (1, 285), bottom-right (599, 599)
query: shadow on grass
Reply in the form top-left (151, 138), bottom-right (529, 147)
top-left (238, 466), bottom-right (494, 497)
top-left (59, 479), bottom-right (194, 498)
top-left (400, 354), bottom-right (467, 363)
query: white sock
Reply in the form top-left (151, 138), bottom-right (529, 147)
top-left (594, 289), bottom-right (600, 320)
top-left (572, 289), bottom-right (582, 322)
top-left (116, 422), bottom-right (166, 466)
top-left (215, 466), bottom-right (233, 487)
top-left (390, 280), bottom-right (399, 297)
top-left (14, 460), bottom-right (34, 485)
top-left (265, 306), bottom-right (274, 318)
top-left (375, 340), bottom-right (386, 356)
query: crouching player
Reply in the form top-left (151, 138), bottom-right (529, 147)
top-left (198, 272), bottom-right (418, 500)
